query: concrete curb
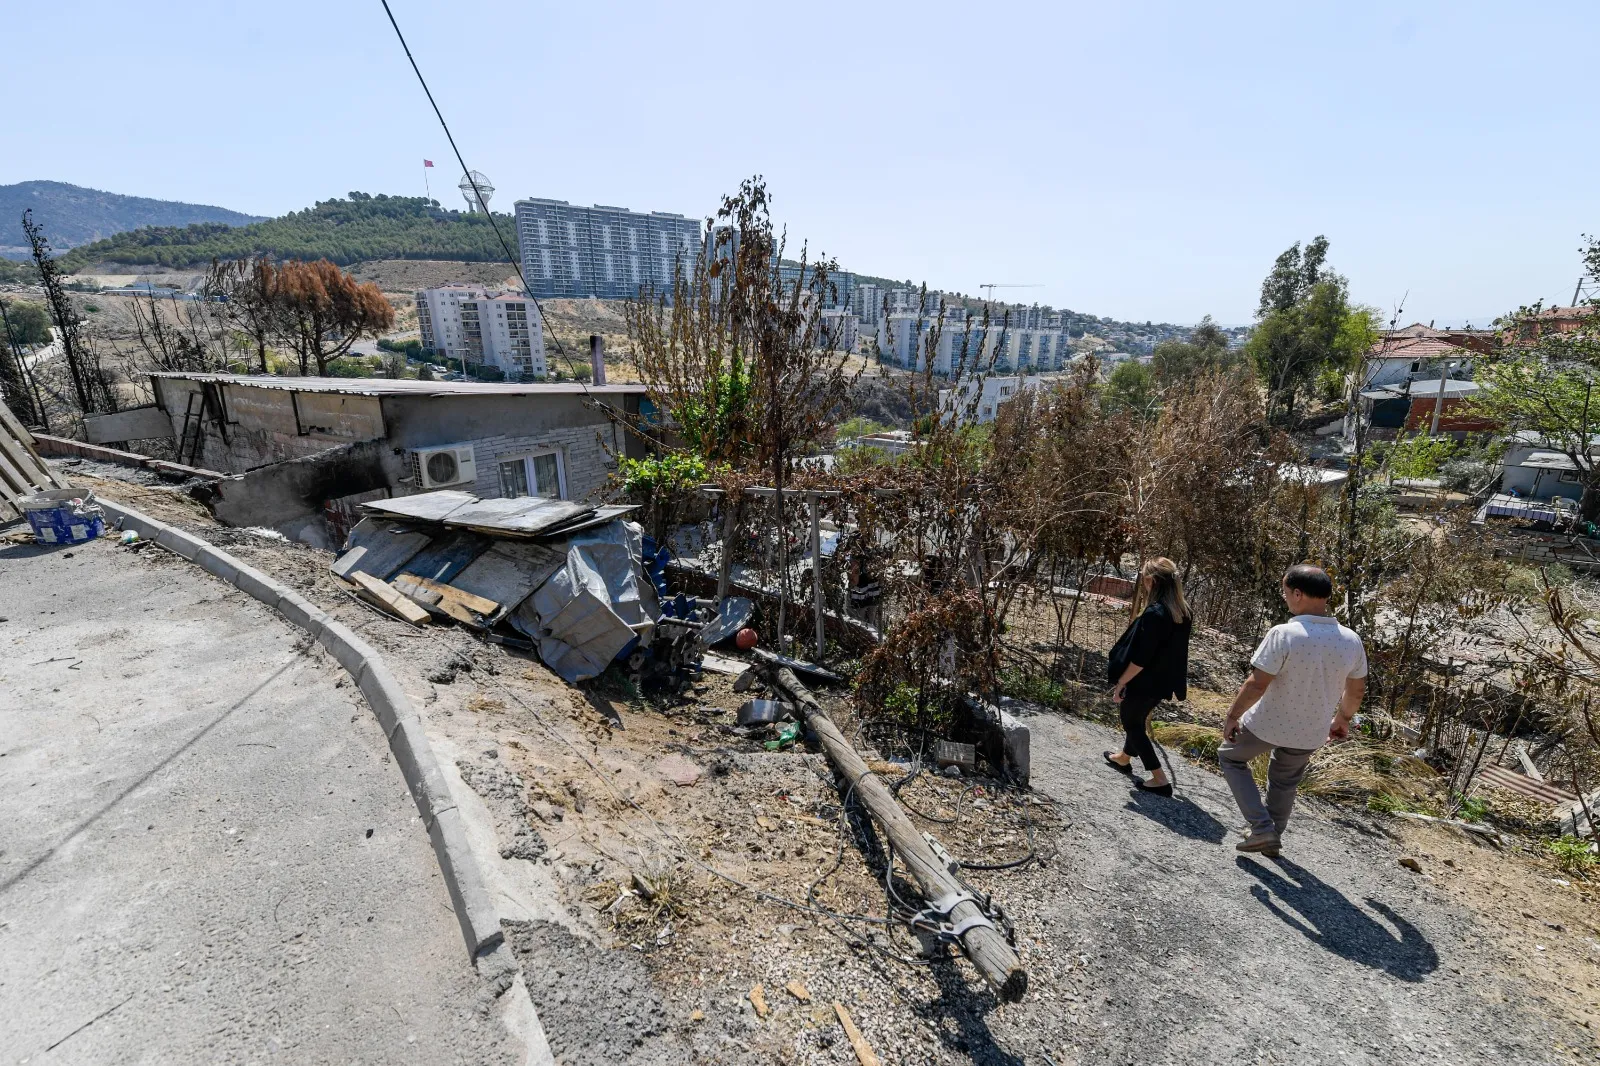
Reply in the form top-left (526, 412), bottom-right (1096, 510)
top-left (98, 498), bottom-right (506, 963)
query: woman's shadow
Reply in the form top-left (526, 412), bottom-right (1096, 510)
top-left (1237, 855), bottom-right (1438, 981)
top-left (1124, 787), bottom-right (1230, 843)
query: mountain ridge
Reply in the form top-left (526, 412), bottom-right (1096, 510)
top-left (0, 180), bottom-right (264, 258)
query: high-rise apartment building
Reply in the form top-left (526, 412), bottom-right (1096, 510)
top-left (416, 285), bottom-right (546, 379)
top-left (876, 312), bottom-right (1069, 375)
top-left (513, 199), bottom-right (704, 299)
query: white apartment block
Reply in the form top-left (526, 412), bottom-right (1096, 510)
top-left (818, 307), bottom-right (860, 352)
top-left (877, 313), bottom-right (1065, 376)
top-left (939, 375), bottom-right (1047, 424)
top-left (416, 285), bottom-right (546, 380)
top-left (852, 283), bottom-right (881, 326)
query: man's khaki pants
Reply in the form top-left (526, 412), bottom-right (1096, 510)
top-left (1218, 727), bottom-right (1317, 838)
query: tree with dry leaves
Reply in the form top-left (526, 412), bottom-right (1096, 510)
top-left (273, 259), bottom-right (393, 376)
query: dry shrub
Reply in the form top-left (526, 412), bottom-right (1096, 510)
top-left (1301, 740), bottom-right (1437, 804)
top-left (855, 590), bottom-right (993, 730)
top-left (1151, 722), bottom-right (1222, 762)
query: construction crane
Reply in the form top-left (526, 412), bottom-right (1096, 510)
top-left (979, 283), bottom-right (1043, 302)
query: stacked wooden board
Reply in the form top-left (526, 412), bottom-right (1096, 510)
top-left (0, 406), bottom-right (68, 521)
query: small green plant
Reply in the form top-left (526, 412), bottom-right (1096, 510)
top-left (1454, 793), bottom-right (1491, 823)
top-left (1367, 791), bottom-right (1422, 815)
top-left (836, 415), bottom-right (889, 441)
top-left (999, 668), bottom-right (1065, 708)
top-left (1548, 836), bottom-right (1597, 877)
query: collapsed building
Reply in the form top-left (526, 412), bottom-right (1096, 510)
top-left (82, 374), bottom-right (652, 546)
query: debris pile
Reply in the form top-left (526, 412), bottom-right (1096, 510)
top-left (329, 489), bottom-right (727, 686)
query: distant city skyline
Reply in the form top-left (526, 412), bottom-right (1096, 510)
top-left (5, 0), bottom-right (1596, 326)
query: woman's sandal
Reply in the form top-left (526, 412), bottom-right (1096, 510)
top-left (1102, 751), bottom-right (1134, 776)
top-left (1134, 778), bottom-right (1174, 797)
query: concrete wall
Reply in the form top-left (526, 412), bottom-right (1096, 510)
top-left (195, 439), bottom-right (406, 548)
top-left (1502, 465), bottom-right (1583, 502)
top-left (154, 378), bottom-right (386, 473)
top-left (152, 377), bottom-right (651, 505)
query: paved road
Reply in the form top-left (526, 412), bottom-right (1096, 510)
top-left (0, 534), bottom-right (513, 1064)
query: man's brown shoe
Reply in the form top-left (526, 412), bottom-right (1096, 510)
top-left (1236, 832), bottom-right (1281, 857)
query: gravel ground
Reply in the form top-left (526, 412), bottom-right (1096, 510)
top-left (995, 706), bottom-right (1597, 1066)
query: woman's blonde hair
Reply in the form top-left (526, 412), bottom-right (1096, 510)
top-left (1136, 557), bottom-right (1190, 624)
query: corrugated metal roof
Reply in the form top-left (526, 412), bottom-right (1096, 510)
top-left (148, 372), bottom-right (647, 397)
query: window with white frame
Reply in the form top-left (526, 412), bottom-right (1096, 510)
top-left (498, 449), bottom-right (566, 499)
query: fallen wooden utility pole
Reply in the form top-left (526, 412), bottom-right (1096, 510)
top-left (768, 666), bottom-right (1028, 1002)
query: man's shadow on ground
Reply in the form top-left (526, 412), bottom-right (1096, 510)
top-left (1237, 856), bottom-right (1438, 981)
top-left (1124, 788), bottom-right (1229, 843)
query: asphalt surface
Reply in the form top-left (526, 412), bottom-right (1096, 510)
top-left (0, 534), bottom-right (513, 1065)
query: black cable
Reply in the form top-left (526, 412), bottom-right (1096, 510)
top-left (378, 0), bottom-right (586, 382)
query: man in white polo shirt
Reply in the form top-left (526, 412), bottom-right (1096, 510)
top-left (1220, 564), bottom-right (1367, 857)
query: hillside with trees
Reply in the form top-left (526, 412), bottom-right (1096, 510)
top-left (0, 181), bottom-right (263, 257)
top-left (56, 193), bottom-right (515, 271)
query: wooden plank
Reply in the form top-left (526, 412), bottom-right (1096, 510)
top-left (0, 405), bottom-right (68, 490)
top-left (0, 445), bottom-right (35, 499)
top-left (346, 571), bottom-right (431, 626)
top-left (832, 1003), bottom-right (881, 1066)
top-left (1557, 789), bottom-right (1600, 839)
top-left (390, 573), bottom-right (498, 615)
top-left (0, 427), bottom-right (50, 493)
top-left (1516, 744), bottom-right (1543, 781)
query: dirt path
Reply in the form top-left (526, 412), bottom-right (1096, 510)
top-left (1008, 707), bottom-right (1594, 1065)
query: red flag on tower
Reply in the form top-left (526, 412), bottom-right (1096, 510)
top-left (423, 159), bottom-right (434, 167)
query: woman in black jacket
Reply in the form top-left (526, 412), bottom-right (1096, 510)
top-left (1103, 557), bottom-right (1192, 797)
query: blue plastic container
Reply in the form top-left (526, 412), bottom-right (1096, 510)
top-left (21, 489), bottom-right (105, 546)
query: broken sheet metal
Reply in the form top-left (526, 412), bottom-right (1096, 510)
top-left (448, 540), bottom-right (566, 622)
top-left (359, 488), bottom-right (617, 540)
top-left (398, 529), bottom-right (491, 584)
top-left (443, 496), bottom-right (589, 537)
top-left (510, 521), bottom-right (660, 683)
top-left (534, 504), bottom-right (641, 539)
top-left (332, 518), bottom-right (431, 581)
top-left (364, 489), bottom-right (478, 522)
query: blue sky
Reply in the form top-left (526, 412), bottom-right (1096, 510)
top-left (6, 1), bottom-right (1595, 325)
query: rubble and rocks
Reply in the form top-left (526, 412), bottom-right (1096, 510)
top-left (455, 755), bottom-right (547, 861)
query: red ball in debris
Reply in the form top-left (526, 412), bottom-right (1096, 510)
top-left (735, 627), bottom-right (759, 650)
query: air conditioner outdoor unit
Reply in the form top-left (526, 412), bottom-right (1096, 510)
top-left (412, 444), bottom-right (477, 489)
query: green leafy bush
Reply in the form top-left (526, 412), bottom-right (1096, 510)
top-left (1548, 835), bottom-right (1597, 877)
top-left (1455, 793), bottom-right (1490, 823)
top-left (616, 453), bottom-right (716, 497)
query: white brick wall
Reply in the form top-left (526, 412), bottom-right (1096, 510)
top-left (466, 424), bottom-right (622, 502)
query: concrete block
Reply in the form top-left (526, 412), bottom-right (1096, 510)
top-left (978, 698), bottom-right (1033, 786)
top-left (274, 591), bottom-right (331, 637)
top-left (192, 545), bottom-right (241, 584)
top-left (318, 621), bottom-right (378, 677)
top-left (356, 660), bottom-right (412, 738)
top-left (388, 714), bottom-right (455, 822)
top-left (427, 806), bottom-right (505, 959)
top-left (231, 561), bottom-right (282, 605)
top-left (154, 525), bottom-right (206, 561)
